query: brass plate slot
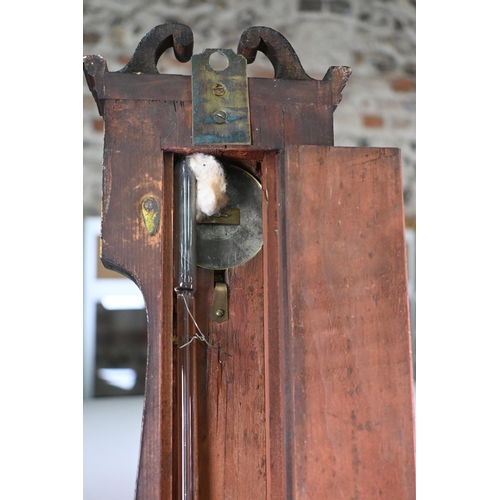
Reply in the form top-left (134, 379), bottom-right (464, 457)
top-left (198, 208), bottom-right (240, 225)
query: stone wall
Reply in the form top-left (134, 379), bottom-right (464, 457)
top-left (83, 0), bottom-right (415, 221)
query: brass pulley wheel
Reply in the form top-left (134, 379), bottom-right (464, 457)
top-left (196, 164), bottom-right (262, 270)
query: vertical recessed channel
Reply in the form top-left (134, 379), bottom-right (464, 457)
top-left (173, 157), bottom-right (197, 500)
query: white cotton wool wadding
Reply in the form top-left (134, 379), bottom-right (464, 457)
top-left (187, 153), bottom-right (229, 221)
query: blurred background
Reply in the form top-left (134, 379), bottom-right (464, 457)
top-left (83, 1), bottom-right (415, 498)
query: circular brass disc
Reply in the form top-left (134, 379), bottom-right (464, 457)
top-left (197, 164), bottom-right (263, 270)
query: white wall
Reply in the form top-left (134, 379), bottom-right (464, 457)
top-left (83, 396), bottom-right (144, 500)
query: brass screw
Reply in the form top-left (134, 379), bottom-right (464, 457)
top-left (212, 110), bottom-right (228, 124)
top-left (215, 309), bottom-right (225, 317)
top-left (211, 83), bottom-right (226, 97)
top-left (143, 199), bottom-right (154, 211)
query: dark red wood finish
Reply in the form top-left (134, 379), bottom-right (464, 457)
top-left (278, 146), bottom-right (415, 499)
top-left (84, 34), bottom-right (414, 499)
top-left (98, 98), bottom-right (175, 498)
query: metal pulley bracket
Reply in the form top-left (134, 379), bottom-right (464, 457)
top-left (210, 282), bottom-right (229, 323)
top-left (191, 49), bottom-right (252, 145)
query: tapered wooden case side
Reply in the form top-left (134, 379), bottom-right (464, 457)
top-left (99, 98), bottom-right (176, 499)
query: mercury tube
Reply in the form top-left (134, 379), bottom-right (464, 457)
top-left (173, 157), bottom-right (197, 500)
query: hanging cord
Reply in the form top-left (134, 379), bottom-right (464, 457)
top-left (178, 293), bottom-right (231, 357)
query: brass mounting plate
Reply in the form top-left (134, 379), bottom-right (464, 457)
top-left (191, 49), bottom-right (252, 145)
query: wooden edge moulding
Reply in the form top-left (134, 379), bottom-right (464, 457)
top-left (84, 22), bottom-right (416, 500)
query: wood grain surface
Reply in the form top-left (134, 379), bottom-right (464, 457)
top-left (85, 59), bottom-right (415, 499)
top-left (100, 99), bottom-right (175, 499)
top-left (278, 146), bottom-right (415, 499)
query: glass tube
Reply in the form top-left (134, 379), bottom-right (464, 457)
top-left (174, 157), bottom-right (197, 292)
top-left (174, 157), bottom-right (196, 500)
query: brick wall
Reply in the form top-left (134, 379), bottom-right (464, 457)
top-left (83, 0), bottom-right (415, 221)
